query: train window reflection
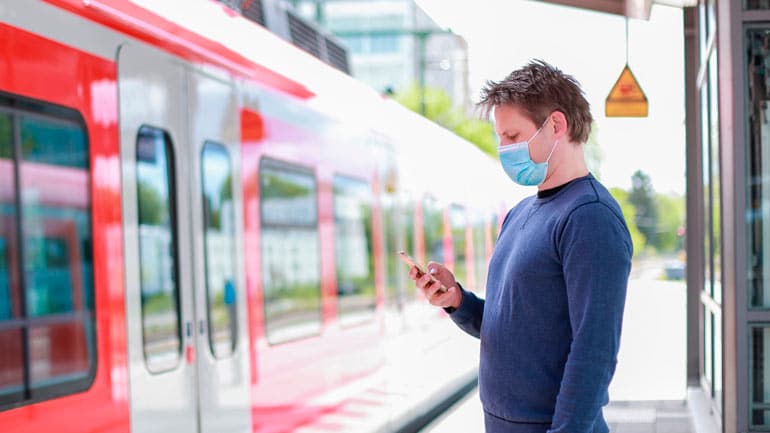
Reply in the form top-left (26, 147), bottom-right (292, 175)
top-left (260, 159), bottom-right (321, 345)
top-left (745, 0), bottom-right (770, 10)
top-left (0, 112), bottom-right (20, 406)
top-left (0, 113), bottom-right (12, 323)
top-left (201, 142), bottom-right (237, 358)
top-left (0, 101), bottom-right (95, 409)
top-left (449, 205), bottom-right (467, 288)
top-left (136, 126), bottom-right (181, 372)
top-left (333, 175), bottom-right (375, 325)
top-left (402, 203), bottom-right (416, 299)
top-left (382, 194), bottom-right (399, 306)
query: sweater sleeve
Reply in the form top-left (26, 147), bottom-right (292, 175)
top-left (548, 202), bottom-right (632, 433)
top-left (447, 284), bottom-right (485, 339)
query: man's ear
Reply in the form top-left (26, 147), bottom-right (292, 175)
top-left (549, 111), bottom-right (569, 140)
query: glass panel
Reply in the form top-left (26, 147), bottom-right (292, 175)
top-left (449, 205), bottom-right (467, 287)
top-left (19, 114), bottom-right (94, 393)
top-left (333, 175), bottom-right (375, 325)
top-left (423, 196), bottom-right (443, 265)
top-left (707, 0), bottom-right (716, 39)
top-left (751, 326), bottom-right (770, 427)
top-left (701, 82), bottom-right (713, 300)
top-left (0, 113), bottom-right (15, 322)
top-left (709, 52), bottom-right (722, 306)
top-left (29, 321), bottom-right (90, 390)
top-left (201, 142), bottom-right (237, 358)
top-left (746, 0), bottom-right (770, 10)
top-left (746, 28), bottom-right (770, 308)
top-left (260, 159), bottom-right (321, 344)
top-left (382, 194), bottom-right (400, 306)
top-left (0, 329), bottom-right (23, 405)
top-left (698, 2), bottom-right (708, 65)
top-left (0, 114), bottom-right (21, 404)
top-left (401, 202), bottom-right (416, 300)
top-left (714, 312), bottom-right (722, 414)
top-left (136, 126), bottom-right (181, 372)
top-left (704, 306), bottom-right (712, 388)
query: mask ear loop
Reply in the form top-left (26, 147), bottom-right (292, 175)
top-left (545, 139), bottom-right (559, 163)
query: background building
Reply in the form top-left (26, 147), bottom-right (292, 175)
top-left (292, 0), bottom-right (471, 112)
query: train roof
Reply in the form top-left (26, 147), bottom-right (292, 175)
top-left (49, 0), bottom-right (527, 210)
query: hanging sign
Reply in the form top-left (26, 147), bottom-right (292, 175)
top-left (605, 65), bottom-right (648, 117)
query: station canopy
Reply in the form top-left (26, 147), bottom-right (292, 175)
top-left (534, 0), bottom-right (696, 20)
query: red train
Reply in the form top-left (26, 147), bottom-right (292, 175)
top-left (0, 1), bottom-right (525, 432)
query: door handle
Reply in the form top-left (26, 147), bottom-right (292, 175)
top-left (199, 319), bottom-right (206, 336)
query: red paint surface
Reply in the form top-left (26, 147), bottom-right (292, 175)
top-left (0, 24), bottom-right (128, 433)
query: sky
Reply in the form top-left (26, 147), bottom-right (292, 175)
top-left (415, 0), bottom-right (686, 195)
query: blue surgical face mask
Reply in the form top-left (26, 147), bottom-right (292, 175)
top-left (497, 119), bottom-right (559, 186)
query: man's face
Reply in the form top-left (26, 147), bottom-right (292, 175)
top-left (494, 104), bottom-right (552, 164)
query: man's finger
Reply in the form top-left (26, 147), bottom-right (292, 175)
top-left (416, 273), bottom-right (433, 288)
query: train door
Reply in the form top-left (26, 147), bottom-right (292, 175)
top-left (187, 70), bottom-right (251, 433)
top-left (118, 44), bottom-right (198, 433)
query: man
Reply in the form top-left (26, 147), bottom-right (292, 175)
top-left (408, 60), bottom-right (632, 433)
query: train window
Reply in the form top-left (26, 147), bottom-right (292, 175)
top-left (0, 113), bottom-right (12, 323)
top-left (449, 205), bottom-right (468, 287)
top-left (260, 158), bottom-right (321, 345)
top-left (201, 142), bottom-right (237, 358)
top-left (472, 213), bottom-right (487, 293)
top-left (401, 202), bottom-right (416, 299)
top-left (136, 126), bottom-right (182, 372)
top-left (0, 99), bottom-right (95, 410)
top-left (422, 196), bottom-right (443, 264)
top-left (382, 194), bottom-right (400, 306)
top-left (333, 175), bottom-right (375, 325)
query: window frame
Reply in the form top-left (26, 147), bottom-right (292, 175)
top-left (200, 140), bottom-right (239, 358)
top-left (258, 157), bottom-right (323, 345)
top-left (0, 91), bottom-right (97, 411)
top-left (135, 125), bottom-right (183, 374)
top-left (332, 173), bottom-right (376, 327)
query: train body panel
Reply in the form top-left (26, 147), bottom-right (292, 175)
top-left (0, 1), bottom-right (528, 432)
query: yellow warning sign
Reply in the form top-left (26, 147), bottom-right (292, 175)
top-left (605, 65), bottom-right (648, 117)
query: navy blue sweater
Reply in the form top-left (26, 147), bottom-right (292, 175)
top-left (449, 173), bottom-right (632, 433)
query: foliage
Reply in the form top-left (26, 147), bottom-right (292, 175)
top-left (394, 83), bottom-right (497, 158)
top-left (613, 171), bottom-right (685, 256)
top-left (0, 114), bottom-right (10, 159)
top-left (138, 179), bottom-right (165, 225)
top-left (629, 170), bottom-right (658, 248)
top-left (654, 193), bottom-right (685, 253)
top-left (609, 187), bottom-right (646, 257)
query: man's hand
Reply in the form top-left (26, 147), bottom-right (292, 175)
top-left (407, 262), bottom-right (462, 310)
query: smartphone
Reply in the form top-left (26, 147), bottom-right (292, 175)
top-left (397, 251), bottom-right (447, 293)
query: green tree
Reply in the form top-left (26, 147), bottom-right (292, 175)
top-left (137, 180), bottom-right (165, 225)
top-left (629, 170), bottom-right (658, 249)
top-left (609, 187), bottom-right (646, 256)
top-left (654, 193), bottom-right (685, 253)
top-left (394, 84), bottom-right (497, 158)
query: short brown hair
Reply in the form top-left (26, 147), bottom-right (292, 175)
top-left (478, 60), bottom-right (593, 143)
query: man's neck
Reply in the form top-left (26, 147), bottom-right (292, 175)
top-left (538, 147), bottom-right (589, 191)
